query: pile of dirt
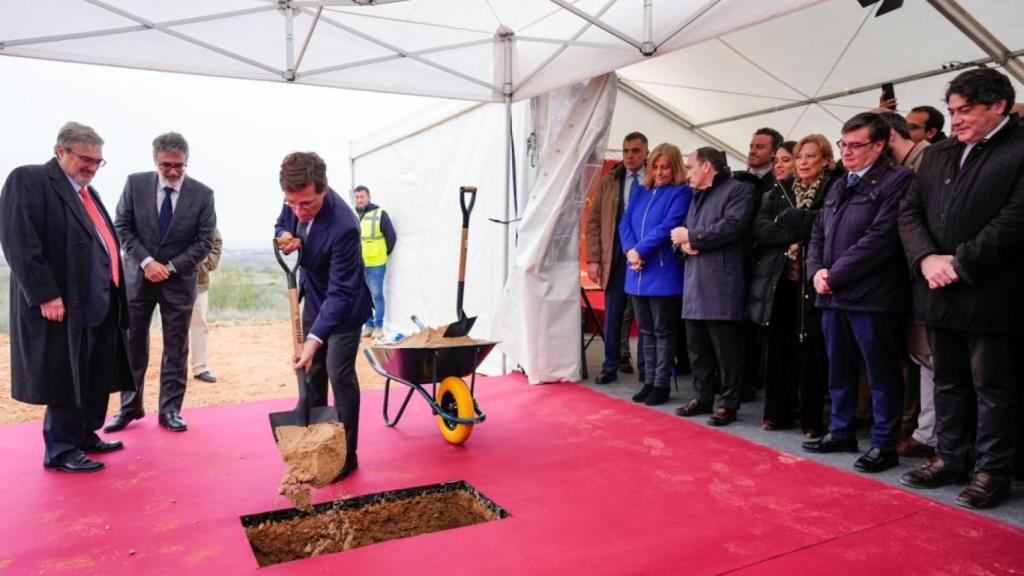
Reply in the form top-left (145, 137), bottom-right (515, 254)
top-left (245, 489), bottom-right (500, 567)
top-left (388, 325), bottom-right (481, 348)
top-left (274, 421), bottom-right (347, 512)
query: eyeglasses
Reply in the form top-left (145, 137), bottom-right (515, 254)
top-left (283, 199), bottom-right (318, 210)
top-left (66, 148), bottom-right (107, 167)
top-left (835, 139), bottom-right (877, 151)
top-left (158, 162), bottom-right (187, 171)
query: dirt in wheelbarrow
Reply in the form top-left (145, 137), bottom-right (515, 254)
top-left (275, 421), bottom-right (348, 513)
top-left (245, 488), bottom-right (501, 566)
top-left (387, 325), bottom-right (482, 348)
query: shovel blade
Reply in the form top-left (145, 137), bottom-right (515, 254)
top-left (443, 313), bottom-right (477, 338)
top-left (269, 406), bottom-right (340, 442)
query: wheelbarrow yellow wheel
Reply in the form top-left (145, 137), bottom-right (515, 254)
top-left (435, 376), bottom-right (474, 444)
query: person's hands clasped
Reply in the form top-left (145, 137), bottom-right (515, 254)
top-left (679, 242), bottom-right (699, 256)
top-left (276, 232), bottom-right (302, 255)
top-left (626, 247), bottom-right (644, 271)
top-left (813, 268), bottom-right (832, 295)
top-left (670, 226), bottom-right (689, 246)
top-left (40, 297), bottom-right (65, 322)
top-left (920, 254), bottom-right (959, 290)
top-left (143, 260), bottom-right (171, 283)
top-left (293, 338), bottom-right (321, 373)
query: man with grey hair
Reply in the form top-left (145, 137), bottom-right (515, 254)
top-left (104, 132), bottom-right (216, 433)
top-left (1, 122), bottom-right (134, 472)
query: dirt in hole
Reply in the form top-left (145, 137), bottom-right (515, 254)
top-left (387, 325), bottom-right (482, 347)
top-left (275, 421), bottom-right (347, 512)
top-left (245, 489), bottom-right (500, 567)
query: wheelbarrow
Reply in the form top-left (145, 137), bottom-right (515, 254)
top-left (363, 334), bottom-right (497, 445)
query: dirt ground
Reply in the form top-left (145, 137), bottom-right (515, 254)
top-left (0, 321), bottom-right (386, 426)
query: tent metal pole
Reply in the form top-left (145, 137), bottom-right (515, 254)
top-left (548, 0), bottom-right (644, 53)
top-left (642, 0), bottom-right (654, 55)
top-left (293, 6), bottom-right (324, 77)
top-left (500, 29), bottom-right (514, 375)
top-left (926, 0), bottom-right (1024, 85)
top-left (285, 4), bottom-right (296, 79)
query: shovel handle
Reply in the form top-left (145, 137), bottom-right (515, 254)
top-left (288, 287), bottom-right (303, 359)
top-left (457, 186), bottom-right (476, 286)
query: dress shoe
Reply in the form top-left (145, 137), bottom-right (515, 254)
top-left (333, 453), bottom-right (359, 482)
top-left (802, 433), bottom-right (859, 454)
top-left (896, 436), bottom-right (936, 458)
top-left (853, 447), bottom-right (899, 473)
top-left (708, 407), bottom-right (737, 427)
top-left (675, 398), bottom-right (712, 417)
top-left (158, 412), bottom-right (188, 432)
top-left (46, 453), bottom-right (104, 473)
top-left (631, 385), bottom-right (653, 403)
top-left (956, 471), bottom-right (1011, 510)
top-left (82, 439), bottom-right (124, 454)
top-left (899, 456), bottom-right (968, 489)
top-left (617, 360), bottom-right (634, 375)
top-left (102, 410), bottom-right (145, 433)
top-left (594, 370), bottom-right (617, 385)
top-left (644, 386), bottom-right (670, 406)
top-left (193, 371), bottom-right (218, 383)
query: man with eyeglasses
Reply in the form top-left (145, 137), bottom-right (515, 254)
top-left (274, 152), bottom-right (371, 481)
top-left (104, 132), bottom-right (216, 434)
top-left (905, 105), bottom-right (947, 145)
top-left (0, 121), bottom-right (134, 472)
top-left (803, 112), bottom-right (914, 475)
top-left (898, 68), bottom-right (1024, 510)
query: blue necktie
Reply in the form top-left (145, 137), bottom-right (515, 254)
top-left (847, 173), bottom-right (861, 187)
top-left (627, 173), bottom-right (640, 208)
top-left (159, 186), bottom-right (174, 238)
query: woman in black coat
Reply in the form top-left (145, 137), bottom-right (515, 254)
top-left (747, 134), bottom-right (842, 436)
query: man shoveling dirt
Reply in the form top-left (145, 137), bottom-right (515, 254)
top-left (275, 420), bottom-right (347, 512)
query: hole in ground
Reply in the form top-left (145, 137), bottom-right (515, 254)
top-left (240, 480), bottom-right (509, 567)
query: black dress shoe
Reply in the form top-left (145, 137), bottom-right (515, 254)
top-left (675, 398), bottom-right (712, 417)
top-left (594, 371), bottom-right (617, 385)
top-left (194, 371), bottom-right (218, 383)
top-left (617, 360), bottom-right (634, 375)
top-left (707, 407), bottom-right (737, 427)
top-left (82, 439), bottom-right (124, 454)
top-left (802, 433), bottom-right (859, 454)
top-left (158, 412), bottom-right (188, 432)
top-left (631, 385), bottom-right (653, 403)
top-left (853, 447), bottom-right (899, 473)
top-left (333, 453), bottom-right (359, 482)
top-left (955, 471), bottom-right (1011, 510)
top-left (46, 453), bottom-right (104, 473)
top-left (103, 410), bottom-right (145, 433)
top-left (900, 456), bottom-right (968, 489)
top-left (644, 386), bottom-right (670, 406)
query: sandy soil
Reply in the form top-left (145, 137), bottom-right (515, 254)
top-left (0, 321), bottom-right (386, 426)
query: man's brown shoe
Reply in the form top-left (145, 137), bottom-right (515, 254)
top-left (956, 471), bottom-right (1011, 510)
top-left (675, 398), bottom-right (712, 417)
top-left (707, 407), bottom-right (737, 427)
top-left (899, 457), bottom-right (967, 489)
top-left (896, 437), bottom-right (935, 458)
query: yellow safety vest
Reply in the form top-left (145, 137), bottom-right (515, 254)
top-left (360, 208), bottom-right (388, 266)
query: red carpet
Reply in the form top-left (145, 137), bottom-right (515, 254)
top-left (2, 374), bottom-right (1023, 575)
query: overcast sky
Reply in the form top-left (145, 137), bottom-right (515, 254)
top-left (0, 55), bottom-right (439, 250)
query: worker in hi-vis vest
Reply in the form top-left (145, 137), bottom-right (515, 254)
top-left (353, 185), bottom-right (397, 339)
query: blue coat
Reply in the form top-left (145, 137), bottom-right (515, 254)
top-left (619, 182), bottom-right (692, 297)
top-left (681, 175), bottom-right (757, 321)
top-left (275, 188), bottom-right (372, 339)
top-left (808, 158), bottom-right (913, 312)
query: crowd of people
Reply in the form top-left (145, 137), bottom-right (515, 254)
top-left (586, 67), bottom-right (1023, 511)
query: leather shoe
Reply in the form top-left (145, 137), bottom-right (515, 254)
top-left (594, 371), bottom-right (617, 385)
top-left (194, 371), bottom-right (217, 383)
top-left (675, 398), bottom-right (712, 417)
top-left (46, 453), bottom-right (104, 473)
top-left (802, 433), bottom-right (859, 454)
top-left (896, 436), bottom-right (935, 458)
top-left (631, 385), bottom-right (653, 403)
top-left (333, 452), bottom-right (359, 482)
top-left (103, 410), bottom-right (145, 433)
top-left (899, 456), bottom-right (968, 489)
top-left (644, 386), bottom-right (670, 406)
top-left (955, 471), bottom-right (1011, 510)
top-left (82, 439), bottom-right (124, 454)
top-left (158, 412), bottom-right (188, 432)
top-left (708, 407), bottom-right (737, 427)
top-left (853, 447), bottom-right (899, 473)
top-left (617, 360), bottom-right (634, 375)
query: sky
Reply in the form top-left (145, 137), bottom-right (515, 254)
top-left (0, 55), bottom-right (441, 249)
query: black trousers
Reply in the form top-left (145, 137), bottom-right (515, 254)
top-left (303, 309), bottom-right (362, 458)
top-left (632, 295), bottom-right (681, 389)
top-left (121, 288), bottom-right (194, 415)
top-left (686, 320), bottom-right (743, 410)
top-left (43, 289), bottom-right (118, 466)
top-left (930, 328), bottom-right (1019, 474)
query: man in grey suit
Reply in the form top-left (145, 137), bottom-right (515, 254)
top-left (104, 132), bottom-right (216, 433)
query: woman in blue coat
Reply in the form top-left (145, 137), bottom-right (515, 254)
top-left (619, 143), bottom-right (692, 406)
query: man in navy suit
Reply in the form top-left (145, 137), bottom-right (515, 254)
top-left (0, 122), bottom-right (134, 472)
top-left (105, 132), bottom-right (216, 433)
top-left (275, 152), bottom-right (372, 480)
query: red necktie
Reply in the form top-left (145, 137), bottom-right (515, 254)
top-left (79, 187), bottom-right (120, 287)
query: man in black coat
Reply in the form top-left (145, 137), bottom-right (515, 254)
top-left (803, 113), bottom-right (914, 474)
top-left (0, 122), bottom-right (134, 472)
top-left (105, 132), bottom-right (216, 433)
top-left (898, 69), bottom-right (1024, 509)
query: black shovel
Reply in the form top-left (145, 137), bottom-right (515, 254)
top-left (444, 186), bottom-right (478, 337)
top-left (269, 239), bottom-right (339, 441)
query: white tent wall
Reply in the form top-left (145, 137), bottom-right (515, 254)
top-left (350, 99), bottom-right (530, 375)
